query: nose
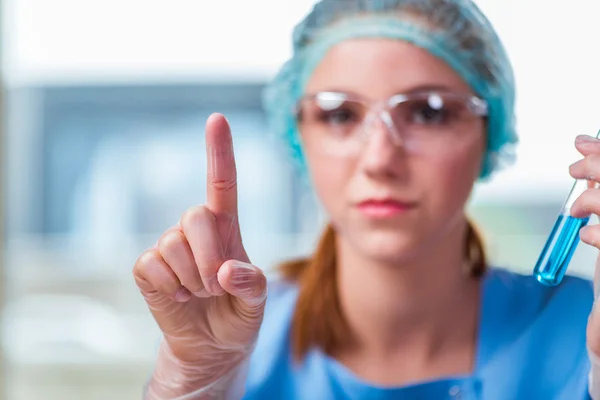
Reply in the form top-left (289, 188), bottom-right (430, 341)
top-left (358, 114), bottom-right (407, 178)
top-left (361, 112), bottom-right (403, 147)
top-left (376, 111), bottom-right (403, 146)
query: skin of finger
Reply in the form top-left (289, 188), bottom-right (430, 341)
top-left (134, 249), bottom-right (183, 298)
top-left (580, 225), bottom-right (600, 248)
top-left (570, 154), bottom-right (600, 180)
top-left (575, 136), bottom-right (600, 158)
top-left (180, 205), bottom-right (225, 295)
top-left (205, 113), bottom-right (238, 216)
top-left (153, 225), bottom-right (181, 248)
top-left (204, 113), bottom-right (250, 264)
top-left (158, 227), bottom-right (207, 296)
top-left (570, 188), bottom-right (600, 219)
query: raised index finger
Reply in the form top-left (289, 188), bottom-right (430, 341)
top-left (205, 113), bottom-right (238, 216)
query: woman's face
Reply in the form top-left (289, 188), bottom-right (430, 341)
top-left (299, 38), bottom-right (486, 263)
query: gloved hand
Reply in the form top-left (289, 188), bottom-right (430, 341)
top-left (133, 113), bottom-right (268, 399)
top-left (587, 257), bottom-right (600, 399)
top-left (568, 134), bottom-right (600, 399)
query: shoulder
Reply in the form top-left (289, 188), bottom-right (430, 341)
top-left (483, 267), bottom-right (594, 340)
top-left (261, 276), bottom-right (300, 331)
top-left (485, 267), bottom-right (594, 318)
top-left (256, 275), bottom-right (299, 347)
top-left (479, 268), bottom-right (594, 398)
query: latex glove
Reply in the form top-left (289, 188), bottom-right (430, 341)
top-left (587, 257), bottom-right (600, 399)
top-left (568, 134), bottom-right (600, 399)
top-left (589, 302), bottom-right (600, 399)
top-left (133, 113), bottom-right (267, 399)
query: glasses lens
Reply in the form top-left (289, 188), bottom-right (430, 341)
top-left (296, 92), bottom-right (367, 156)
top-left (389, 93), bottom-right (484, 154)
top-left (294, 91), bottom-right (485, 157)
top-left (390, 93), bottom-right (480, 127)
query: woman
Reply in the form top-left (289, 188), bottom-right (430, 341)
top-left (134, 1), bottom-right (600, 399)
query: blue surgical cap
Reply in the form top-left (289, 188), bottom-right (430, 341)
top-left (262, 0), bottom-right (518, 180)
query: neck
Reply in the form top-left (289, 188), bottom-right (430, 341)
top-left (333, 218), bottom-right (481, 366)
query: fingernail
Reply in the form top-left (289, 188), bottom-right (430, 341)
top-left (577, 135), bottom-right (598, 144)
top-left (230, 261), bottom-right (256, 290)
top-left (206, 276), bottom-right (225, 296)
top-left (193, 289), bottom-right (210, 298)
top-left (175, 287), bottom-right (192, 302)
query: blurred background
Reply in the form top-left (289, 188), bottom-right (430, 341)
top-left (0, 0), bottom-right (598, 398)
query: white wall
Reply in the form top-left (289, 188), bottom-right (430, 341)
top-left (1, 0), bottom-right (316, 84)
top-left (472, 0), bottom-right (600, 204)
top-left (3, 0), bottom-right (599, 202)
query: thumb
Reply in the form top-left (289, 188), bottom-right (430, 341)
top-left (217, 260), bottom-right (267, 310)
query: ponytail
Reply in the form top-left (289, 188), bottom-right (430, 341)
top-left (465, 218), bottom-right (487, 277)
top-left (279, 219), bottom-right (487, 360)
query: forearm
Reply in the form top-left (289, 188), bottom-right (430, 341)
top-left (589, 347), bottom-right (600, 399)
top-left (144, 341), bottom-right (249, 400)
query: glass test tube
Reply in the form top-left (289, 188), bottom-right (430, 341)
top-left (533, 130), bottom-right (600, 286)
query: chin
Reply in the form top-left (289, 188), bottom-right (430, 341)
top-left (351, 228), bottom-right (425, 264)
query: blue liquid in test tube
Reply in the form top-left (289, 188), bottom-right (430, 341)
top-left (533, 131), bottom-right (600, 286)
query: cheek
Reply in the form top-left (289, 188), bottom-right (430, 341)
top-left (305, 152), bottom-right (351, 216)
top-left (420, 138), bottom-right (484, 212)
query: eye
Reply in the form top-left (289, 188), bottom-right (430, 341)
top-left (404, 95), bottom-right (463, 126)
top-left (414, 105), bottom-right (445, 124)
top-left (314, 94), bottom-right (362, 127)
top-left (411, 96), bottom-right (449, 124)
top-left (318, 106), bottom-right (359, 125)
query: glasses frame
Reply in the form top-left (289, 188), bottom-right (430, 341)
top-left (293, 90), bottom-right (488, 155)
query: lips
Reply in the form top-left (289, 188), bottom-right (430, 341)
top-left (356, 198), bottom-right (415, 217)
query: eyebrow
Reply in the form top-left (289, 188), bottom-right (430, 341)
top-left (402, 84), bottom-right (458, 94)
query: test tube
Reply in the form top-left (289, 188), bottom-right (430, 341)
top-left (533, 130), bottom-right (600, 286)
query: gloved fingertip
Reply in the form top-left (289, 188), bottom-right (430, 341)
top-left (222, 260), bottom-right (267, 307)
top-left (229, 261), bottom-right (256, 290)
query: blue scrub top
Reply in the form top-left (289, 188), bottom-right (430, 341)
top-left (243, 268), bottom-right (594, 399)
